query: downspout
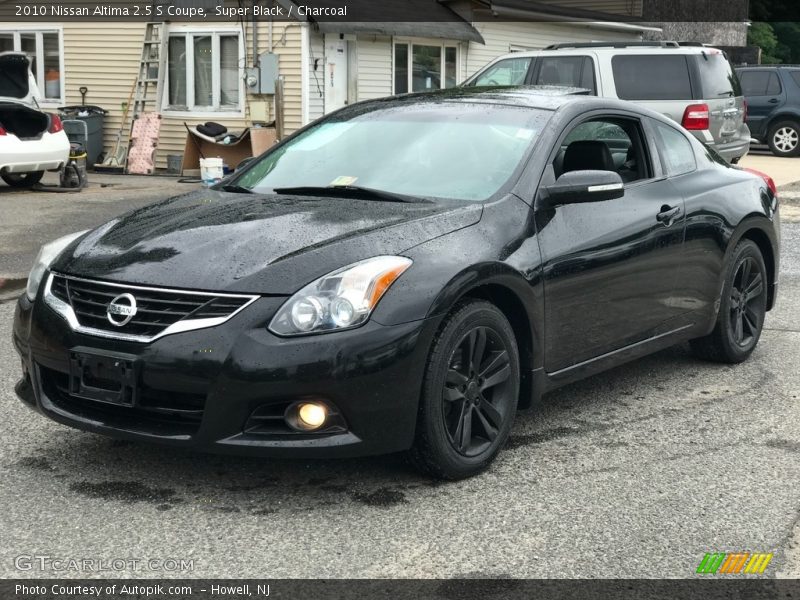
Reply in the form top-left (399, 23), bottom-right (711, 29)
top-left (252, 0), bottom-right (259, 64)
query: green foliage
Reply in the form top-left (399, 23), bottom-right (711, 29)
top-left (748, 22), bottom-right (800, 64)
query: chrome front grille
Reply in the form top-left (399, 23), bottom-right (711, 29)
top-left (46, 273), bottom-right (258, 343)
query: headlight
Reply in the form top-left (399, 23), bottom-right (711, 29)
top-left (269, 256), bottom-right (412, 336)
top-left (25, 230), bottom-right (88, 301)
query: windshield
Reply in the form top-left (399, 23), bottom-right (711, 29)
top-left (698, 52), bottom-right (742, 98)
top-left (235, 101), bottom-right (551, 202)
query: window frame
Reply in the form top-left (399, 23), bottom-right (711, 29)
top-left (0, 25), bottom-right (65, 106)
top-left (391, 38), bottom-right (460, 94)
top-left (650, 118), bottom-right (698, 177)
top-left (163, 26), bottom-right (245, 117)
top-left (547, 112), bottom-right (659, 189)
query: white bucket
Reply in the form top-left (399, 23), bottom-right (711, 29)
top-left (200, 157), bottom-right (224, 186)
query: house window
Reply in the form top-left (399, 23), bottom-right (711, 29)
top-left (0, 29), bottom-right (64, 103)
top-left (166, 30), bottom-right (243, 112)
top-left (393, 41), bottom-right (458, 94)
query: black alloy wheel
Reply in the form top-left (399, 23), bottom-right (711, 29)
top-left (443, 326), bottom-right (513, 457)
top-left (690, 240), bottom-right (768, 363)
top-left (409, 300), bottom-right (520, 479)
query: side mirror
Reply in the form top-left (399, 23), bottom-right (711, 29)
top-left (543, 170), bottom-right (624, 206)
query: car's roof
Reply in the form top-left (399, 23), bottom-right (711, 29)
top-left (370, 86), bottom-right (593, 111)
top-left (736, 64), bottom-right (800, 70)
top-left (483, 45), bottom-right (723, 61)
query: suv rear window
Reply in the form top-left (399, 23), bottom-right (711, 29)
top-left (695, 52), bottom-right (741, 98)
top-left (612, 55), bottom-right (693, 100)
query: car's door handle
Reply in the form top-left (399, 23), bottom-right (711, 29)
top-left (657, 205), bottom-right (682, 226)
top-left (768, 98), bottom-right (780, 104)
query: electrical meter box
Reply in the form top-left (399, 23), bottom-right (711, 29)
top-left (246, 52), bottom-right (280, 95)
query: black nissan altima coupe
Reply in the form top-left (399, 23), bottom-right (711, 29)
top-left (13, 88), bottom-right (780, 479)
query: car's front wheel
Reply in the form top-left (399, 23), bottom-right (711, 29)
top-left (767, 120), bottom-right (800, 157)
top-left (690, 240), bottom-right (768, 363)
top-left (2, 171), bottom-right (45, 188)
top-left (409, 300), bottom-right (520, 479)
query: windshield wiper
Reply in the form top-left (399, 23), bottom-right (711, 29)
top-left (272, 185), bottom-right (426, 203)
top-left (218, 184), bottom-right (254, 194)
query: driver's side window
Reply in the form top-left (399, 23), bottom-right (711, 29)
top-left (554, 117), bottom-right (651, 184)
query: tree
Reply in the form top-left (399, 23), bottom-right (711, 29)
top-left (748, 22), bottom-right (800, 64)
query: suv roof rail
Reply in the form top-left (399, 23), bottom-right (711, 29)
top-left (543, 41), bottom-right (680, 50)
top-left (676, 41), bottom-right (708, 47)
top-left (736, 63), bottom-right (800, 68)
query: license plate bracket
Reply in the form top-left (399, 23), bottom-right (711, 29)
top-left (68, 352), bottom-right (139, 406)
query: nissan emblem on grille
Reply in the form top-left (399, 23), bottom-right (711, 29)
top-left (106, 293), bottom-right (138, 327)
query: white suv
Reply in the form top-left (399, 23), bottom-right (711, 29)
top-left (0, 52), bottom-right (69, 187)
top-left (463, 42), bottom-right (750, 164)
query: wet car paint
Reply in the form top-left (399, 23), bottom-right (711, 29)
top-left (13, 88), bottom-right (780, 458)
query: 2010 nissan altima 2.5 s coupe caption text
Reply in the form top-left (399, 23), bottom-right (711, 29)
top-left (13, 87), bottom-right (780, 479)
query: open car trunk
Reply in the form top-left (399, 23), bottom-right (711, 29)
top-left (0, 102), bottom-right (49, 139)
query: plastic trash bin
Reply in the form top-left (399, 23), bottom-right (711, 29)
top-left (59, 105), bottom-right (107, 167)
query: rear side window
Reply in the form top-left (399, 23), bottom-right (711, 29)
top-left (766, 73), bottom-right (782, 95)
top-left (472, 57), bottom-right (532, 86)
top-left (695, 52), bottom-right (741, 98)
top-left (612, 55), bottom-right (693, 100)
top-left (791, 71), bottom-right (800, 87)
top-left (653, 121), bottom-right (697, 176)
top-left (535, 56), bottom-right (596, 93)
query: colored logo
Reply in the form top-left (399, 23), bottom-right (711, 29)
top-left (697, 552), bottom-right (773, 574)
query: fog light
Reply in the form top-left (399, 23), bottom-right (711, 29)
top-left (296, 402), bottom-right (327, 431)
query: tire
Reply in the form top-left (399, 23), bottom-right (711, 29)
top-left (767, 120), bottom-right (800, 157)
top-left (1, 171), bottom-right (45, 188)
top-left (690, 240), bottom-right (768, 364)
top-left (408, 300), bottom-right (520, 479)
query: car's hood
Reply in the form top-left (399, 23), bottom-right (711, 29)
top-left (54, 189), bottom-right (483, 294)
top-left (0, 52), bottom-right (39, 107)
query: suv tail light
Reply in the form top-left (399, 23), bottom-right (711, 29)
top-left (682, 103), bottom-right (710, 130)
top-left (48, 114), bottom-right (63, 134)
top-left (743, 100), bottom-right (748, 121)
top-left (744, 167), bottom-right (778, 197)
top-left (0, 123), bottom-right (6, 136)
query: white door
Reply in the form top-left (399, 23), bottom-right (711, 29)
top-left (324, 34), bottom-right (355, 112)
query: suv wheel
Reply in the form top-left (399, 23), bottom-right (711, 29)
top-left (408, 300), bottom-right (520, 479)
top-left (767, 120), bottom-right (800, 157)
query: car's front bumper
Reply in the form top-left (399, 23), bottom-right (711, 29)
top-left (12, 287), bottom-right (438, 458)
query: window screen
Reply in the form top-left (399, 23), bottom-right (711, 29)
top-left (613, 55), bottom-right (693, 100)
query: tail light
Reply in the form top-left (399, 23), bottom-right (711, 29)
top-left (743, 100), bottom-right (748, 121)
top-left (682, 103), bottom-right (710, 130)
top-left (48, 114), bottom-right (63, 134)
top-left (0, 123), bottom-right (6, 136)
top-left (744, 167), bottom-right (778, 197)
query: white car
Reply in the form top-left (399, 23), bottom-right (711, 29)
top-left (0, 52), bottom-right (69, 187)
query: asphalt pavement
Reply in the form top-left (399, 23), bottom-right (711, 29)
top-left (1, 171), bottom-right (799, 579)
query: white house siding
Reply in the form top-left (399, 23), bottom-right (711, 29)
top-left (307, 28), bottom-right (325, 122)
top-left (0, 21), bottom-right (306, 170)
top-left (356, 35), bottom-right (393, 102)
top-left (465, 21), bottom-right (643, 78)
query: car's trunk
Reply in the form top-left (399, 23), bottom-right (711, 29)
top-left (0, 102), bottom-right (49, 139)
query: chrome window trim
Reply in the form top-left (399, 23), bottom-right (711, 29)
top-left (43, 272), bottom-right (259, 344)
